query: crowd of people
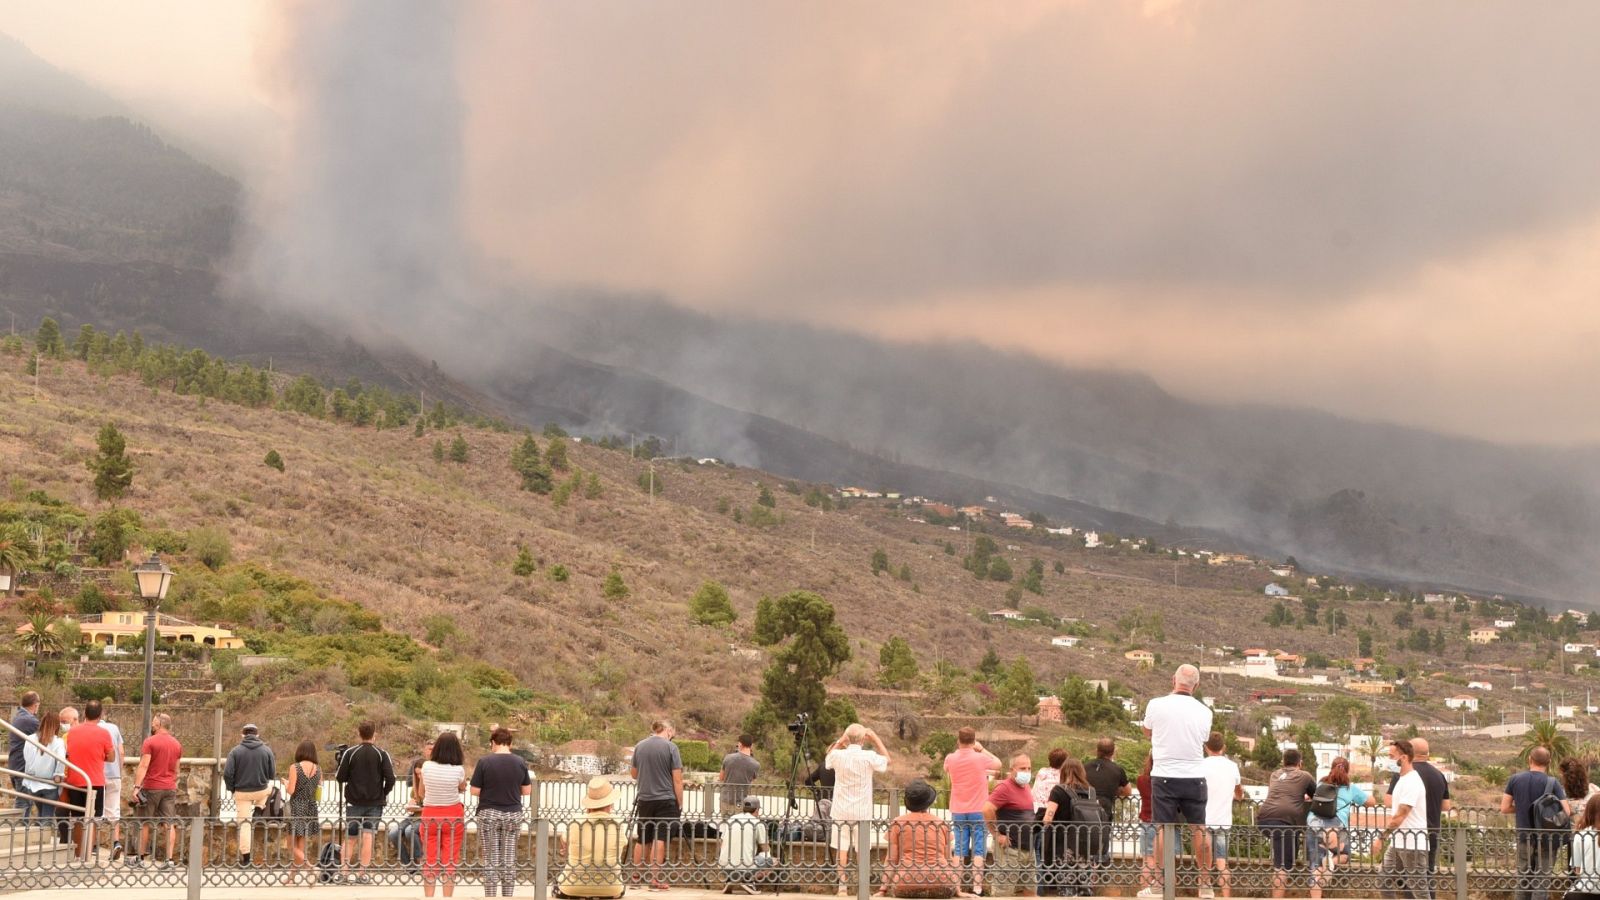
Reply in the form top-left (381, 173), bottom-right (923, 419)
top-left (10, 673), bottom-right (1600, 899)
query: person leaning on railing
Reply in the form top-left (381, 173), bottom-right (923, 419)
top-left (1372, 739), bottom-right (1429, 900)
top-left (556, 776), bottom-right (627, 899)
top-left (879, 779), bottom-right (965, 899)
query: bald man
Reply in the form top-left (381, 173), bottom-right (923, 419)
top-left (1388, 737), bottom-right (1453, 886)
top-left (1143, 665), bottom-right (1215, 895)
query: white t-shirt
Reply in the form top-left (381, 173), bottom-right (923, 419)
top-left (420, 761), bottom-right (466, 807)
top-left (825, 744), bottom-right (887, 821)
top-left (1144, 693), bottom-right (1212, 779)
top-left (1199, 754), bottom-right (1241, 827)
top-left (101, 720), bottom-right (124, 781)
top-left (1389, 769), bottom-right (1429, 850)
top-left (718, 812), bottom-right (767, 868)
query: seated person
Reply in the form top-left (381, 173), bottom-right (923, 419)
top-left (557, 777), bottom-right (627, 899)
top-left (879, 780), bottom-right (966, 899)
top-left (720, 796), bottom-right (773, 894)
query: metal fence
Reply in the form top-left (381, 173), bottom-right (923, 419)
top-left (0, 807), bottom-right (1582, 899)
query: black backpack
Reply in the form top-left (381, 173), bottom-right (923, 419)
top-left (318, 842), bottom-right (342, 883)
top-left (1066, 785), bottom-right (1109, 860)
top-left (1533, 776), bottom-right (1572, 832)
top-left (1311, 782), bottom-right (1340, 819)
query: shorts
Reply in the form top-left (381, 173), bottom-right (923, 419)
top-left (62, 786), bottom-right (107, 818)
top-left (346, 803), bottom-right (385, 836)
top-left (1138, 823), bottom-right (1157, 858)
top-left (1306, 816), bottom-right (1347, 876)
top-left (1258, 818), bottom-right (1299, 871)
top-left (1209, 828), bottom-right (1230, 860)
top-left (951, 812), bottom-right (987, 858)
top-left (832, 820), bottom-right (867, 855)
top-left (103, 779), bottom-right (122, 821)
top-left (138, 789), bottom-right (178, 819)
top-left (635, 798), bottom-right (681, 845)
top-left (1151, 777), bottom-right (1207, 825)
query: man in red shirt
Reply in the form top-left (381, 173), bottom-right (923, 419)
top-left (944, 728), bottom-right (1001, 895)
top-left (985, 755), bottom-right (1039, 897)
top-left (62, 699), bottom-right (116, 859)
top-left (130, 713), bottom-right (182, 867)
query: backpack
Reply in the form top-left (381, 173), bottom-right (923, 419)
top-left (1065, 785), bottom-right (1109, 860)
top-left (317, 842), bottom-right (342, 883)
top-left (1311, 782), bottom-right (1340, 819)
top-left (1533, 775), bottom-right (1572, 832)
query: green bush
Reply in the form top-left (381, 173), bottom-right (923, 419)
top-left (674, 739), bottom-right (718, 773)
top-left (263, 450), bottom-right (285, 472)
top-left (188, 526), bottom-right (231, 571)
top-left (549, 564), bottom-right (570, 582)
top-left (603, 570), bottom-right (629, 600)
top-left (689, 581), bottom-right (736, 626)
top-left (70, 681), bottom-right (119, 703)
top-left (73, 583), bottom-right (115, 615)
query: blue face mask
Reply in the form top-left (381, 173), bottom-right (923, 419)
top-left (1015, 771), bottom-right (1033, 786)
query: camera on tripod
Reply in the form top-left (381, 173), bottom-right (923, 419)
top-left (786, 713), bottom-right (809, 737)
top-left (327, 742), bottom-right (351, 766)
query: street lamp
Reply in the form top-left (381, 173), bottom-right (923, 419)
top-left (132, 553), bottom-right (173, 741)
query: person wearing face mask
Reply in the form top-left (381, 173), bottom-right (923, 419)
top-left (985, 755), bottom-right (1038, 897)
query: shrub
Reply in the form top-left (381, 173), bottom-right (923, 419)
top-left (188, 526), bottom-right (232, 571)
top-left (423, 614), bottom-right (459, 646)
top-left (143, 529), bottom-right (188, 554)
top-left (70, 681), bottom-right (119, 703)
top-left (674, 739), bottom-right (718, 773)
top-left (87, 508), bottom-right (142, 565)
top-left (263, 450), bottom-right (285, 472)
top-left (603, 570), bottom-right (629, 600)
top-left (549, 565), bottom-right (570, 583)
top-left (512, 546), bottom-right (536, 577)
top-left (73, 583), bottom-right (114, 616)
top-left (689, 581), bottom-right (736, 626)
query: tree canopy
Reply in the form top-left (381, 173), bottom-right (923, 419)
top-left (743, 590), bottom-right (856, 758)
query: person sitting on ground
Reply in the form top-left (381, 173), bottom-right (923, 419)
top-left (557, 776), bottom-right (627, 899)
top-left (719, 796), bottom-right (773, 894)
top-left (879, 780), bottom-right (966, 899)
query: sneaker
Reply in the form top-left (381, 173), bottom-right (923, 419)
top-left (126, 856), bottom-right (145, 868)
top-left (160, 859), bottom-right (176, 870)
top-left (240, 852), bottom-right (252, 867)
top-left (741, 884), bottom-right (760, 895)
top-left (354, 874), bottom-right (372, 885)
top-left (1136, 889), bottom-right (1160, 899)
top-left (1199, 888), bottom-right (1216, 899)
top-left (112, 842), bottom-right (125, 862)
top-left (722, 886), bottom-right (734, 895)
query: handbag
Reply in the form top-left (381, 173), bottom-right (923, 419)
top-left (263, 785), bottom-right (287, 819)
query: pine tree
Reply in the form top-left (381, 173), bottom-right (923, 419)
top-left (603, 569), bottom-right (629, 600)
top-left (511, 434), bottom-right (552, 493)
top-left (72, 324), bottom-right (96, 361)
top-left (35, 317), bottom-right (64, 359)
top-left (263, 449), bottom-right (285, 472)
top-left (449, 432), bottom-right (469, 463)
top-left (870, 548), bottom-right (889, 576)
top-left (741, 590), bottom-right (856, 758)
top-left (995, 657), bottom-right (1038, 714)
top-left (877, 636), bottom-right (920, 688)
top-left (757, 485), bottom-right (776, 508)
top-left (413, 417), bottom-right (426, 437)
top-left (512, 546), bottom-right (536, 577)
top-left (898, 563), bottom-right (912, 582)
top-left (978, 647), bottom-right (1002, 678)
top-left (545, 436), bottom-right (570, 471)
top-left (86, 423), bottom-right (134, 503)
top-left (432, 439), bottom-right (445, 463)
top-left (689, 581), bottom-right (736, 626)
top-left (584, 473), bottom-right (603, 499)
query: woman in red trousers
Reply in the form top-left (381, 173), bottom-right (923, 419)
top-left (419, 731), bottom-right (468, 897)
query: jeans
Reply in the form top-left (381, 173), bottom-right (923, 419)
top-left (1517, 838), bottom-right (1557, 900)
top-left (1382, 845), bottom-right (1428, 900)
top-left (388, 817), bottom-right (423, 865)
top-left (16, 785), bottom-right (58, 823)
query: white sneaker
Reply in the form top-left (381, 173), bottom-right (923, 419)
top-left (1136, 888), bottom-right (1161, 898)
top-left (1199, 887), bottom-right (1216, 899)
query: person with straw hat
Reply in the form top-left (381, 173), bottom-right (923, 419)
top-left (557, 777), bottom-right (627, 899)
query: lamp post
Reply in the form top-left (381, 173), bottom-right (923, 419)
top-left (132, 553), bottom-right (173, 741)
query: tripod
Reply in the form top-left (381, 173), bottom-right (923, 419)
top-left (784, 719), bottom-right (812, 815)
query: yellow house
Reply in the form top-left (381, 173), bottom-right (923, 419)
top-left (1469, 628), bottom-right (1499, 645)
top-left (1124, 649), bottom-right (1156, 668)
top-left (17, 613), bottom-right (245, 651)
top-left (1347, 681), bottom-right (1396, 695)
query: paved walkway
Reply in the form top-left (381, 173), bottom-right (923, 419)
top-left (4, 889), bottom-right (749, 899)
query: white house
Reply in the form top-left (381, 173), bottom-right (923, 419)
top-left (1565, 643), bottom-right (1596, 654)
top-left (1557, 706), bottom-right (1577, 719)
top-left (1083, 531), bottom-right (1102, 549)
top-left (1045, 527), bottom-right (1075, 536)
top-left (1467, 681), bottom-right (1493, 691)
top-left (989, 609), bottom-right (1025, 621)
top-left (1264, 583), bottom-right (1290, 597)
top-left (1270, 567), bottom-right (1295, 577)
top-left (1311, 742), bottom-right (1345, 773)
top-left (1051, 636), bottom-right (1081, 648)
top-left (1243, 655), bottom-right (1280, 679)
top-left (1494, 620), bottom-right (1517, 629)
top-left (1270, 714), bottom-right (1293, 732)
top-left (1444, 696), bottom-right (1479, 712)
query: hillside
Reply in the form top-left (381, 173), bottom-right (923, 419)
top-left (5, 343), bottom-right (1600, 795)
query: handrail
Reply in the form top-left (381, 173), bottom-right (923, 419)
top-left (1, 716), bottom-right (94, 815)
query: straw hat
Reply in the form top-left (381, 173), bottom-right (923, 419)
top-left (583, 776), bottom-right (617, 809)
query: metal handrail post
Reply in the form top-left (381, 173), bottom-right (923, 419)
top-left (857, 819), bottom-right (872, 900)
top-left (1454, 827), bottom-right (1468, 900)
top-left (187, 816), bottom-right (205, 900)
top-left (1161, 823), bottom-right (1176, 900)
top-left (534, 818), bottom-right (549, 900)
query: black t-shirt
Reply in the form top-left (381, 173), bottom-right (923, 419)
top-left (470, 753), bottom-right (531, 813)
top-left (1389, 761), bottom-right (1451, 830)
top-left (1083, 758), bottom-right (1128, 819)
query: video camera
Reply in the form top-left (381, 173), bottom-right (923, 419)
top-left (786, 713), bottom-right (809, 741)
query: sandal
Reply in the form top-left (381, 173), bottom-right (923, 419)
top-left (649, 882), bottom-right (671, 892)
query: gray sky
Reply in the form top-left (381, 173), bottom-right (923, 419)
top-left (5, 0), bottom-right (1600, 443)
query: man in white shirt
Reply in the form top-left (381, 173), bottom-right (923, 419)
top-left (1199, 732), bottom-right (1243, 899)
top-left (1143, 664), bottom-right (1214, 896)
top-left (825, 723), bottom-right (890, 897)
top-left (1374, 739), bottom-right (1429, 900)
top-left (719, 796), bottom-right (772, 894)
top-left (98, 703), bottom-right (125, 861)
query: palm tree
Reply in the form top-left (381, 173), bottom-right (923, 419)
top-left (1364, 734), bottom-right (1385, 777)
top-left (13, 613), bottom-right (64, 660)
top-left (0, 523), bottom-right (32, 595)
top-left (1519, 720), bottom-right (1575, 764)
